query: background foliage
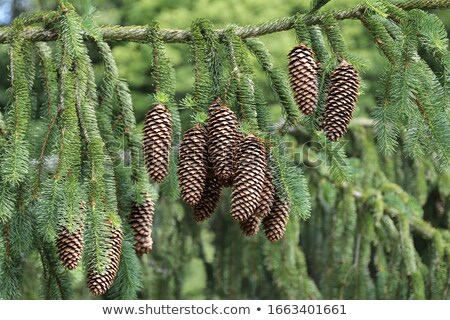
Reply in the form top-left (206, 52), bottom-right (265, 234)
top-left (0, 0), bottom-right (449, 299)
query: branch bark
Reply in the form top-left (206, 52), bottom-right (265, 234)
top-left (0, 0), bottom-right (448, 43)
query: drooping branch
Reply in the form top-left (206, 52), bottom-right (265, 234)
top-left (0, 0), bottom-right (448, 43)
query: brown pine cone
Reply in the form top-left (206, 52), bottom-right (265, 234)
top-left (230, 135), bottom-right (267, 222)
top-left (130, 195), bottom-right (155, 255)
top-left (239, 215), bottom-right (261, 236)
top-left (323, 60), bottom-right (360, 141)
top-left (193, 174), bottom-right (223, 222)
top-left (56, 226), bottom-right (84, 270)
top-left (207, 97), bottom-right (240, 183)
top-left (143, 103), bottom-right (173, 182)
top-left (263, 195), bottom-right (290, 243)
top-left (87, 224), bottom-right (123, 296)
top-left (288, 44), bottom-right (319, 115)
top-left (253, 168), bottom-right (275, 219)
top-left (178, 125), bottom-right (208, 206)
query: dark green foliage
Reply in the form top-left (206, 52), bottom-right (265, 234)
top-left (293, 14), bottom-right (312, 47)
top-left (245, 38), bottom-right (303, 126)
top-left (322, 15), bottom-right (347, 60)
top-left (1, 23), bottom-right (32, 186)
top-left (190, 20), bottom-right (215, 111)
top-left (270, 141), bottom-right (311, 220)
top-left (222, 28), bottom-right (258, 129)
top-left (196, 19), bottom-right (225, 99)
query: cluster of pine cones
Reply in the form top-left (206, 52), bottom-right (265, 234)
top-left (55, 203), bottom-right (122, 296)
top-left (55, 197), bottom-right (155, 296)
top-left (55, 103), bottom-right (169, 296)
top-left (288, 43), bottom-right (360, 141)
top-left (177, 98), bottom-right (290, 242)
top-left (140, 99), bottom-right (291, 242)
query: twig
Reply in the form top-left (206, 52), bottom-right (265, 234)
top-left (33, 107), bottom-right (63, 198)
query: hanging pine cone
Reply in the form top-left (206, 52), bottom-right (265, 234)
top-left (87, 224), bottom-right (123, 296)
top-left (230, 135), bottom-right (267, 222)
top-left (323, 60), bottom-right (360, 141)
top-left (193, 174), bottom-right (222, 222)
top-left (56, 227), bottom-right (84, 270)
top-left (263, 195), bottom-right (290, 243)
top-left (143, 103), bottom-right (173, 183)
top-left (253, 169), bottom-right (275, 219)
top-left (288, 44), bottom-right (319, 115)
top-left (56, 201), bottom-right (86, 270)
top-left (207, 97), bottom-right (240, 183)
top-left (239, 215), bottom-right (261, 236)
top-left (178, 125), bottom-right (208, 206)
top-left (240, 168), bottom-right (274, 236)
top-left (130, 195), bottom-right (155, 255)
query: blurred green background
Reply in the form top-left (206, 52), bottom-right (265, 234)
top-left (0, 0), bottom-right (449, 299)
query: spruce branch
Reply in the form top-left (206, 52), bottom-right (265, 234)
top-left (245, 38), bottom-right (302, 126)
top-left (94, 39), bottom-right (150, 204)
top-left (222, 28), bottom-right (258, 128)
top-left (359, 14), bottom-right (401, 63)
top-left (1, 21), bottom-right (33, 185)
top-left (322, 14), bottom-right (347, 60)
top-left (190, 20), bottom-right (214, 110)
top-left (293, 14), bottom-right (312, 47)
top-left (58, 8), bottom-right (113, 274)
top-left (33, 107), bottom-right (62, 199)
top-left (198, 19), bottom-right (224, 99)
top-left (149, 22), bottom-right (181, 199)
top-left (0, 0), bottom-right (447, 43)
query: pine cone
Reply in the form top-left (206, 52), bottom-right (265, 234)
top-left (239, 215), bottom-right (261, 236)
top-left (56, 227), bottom-right (84, 270)
top-left (87, 224), bottom-right (123, 296)
top-left (130, 195), bottom-right (155, 255)
top-left (207, 98), bottom-right (240, 183)
top-left (288, 44), bottom-right (319, 115)
top-left (193, 174), bottom-right (222, 222)
top-left (230, 135), bottom-right (267, 222)
top-left (323, 60), bottom-right (360, 141)
top-left (178, 125), bottom-right (208, 206)
top-left (56, 201), bottom-right (86, 270)
top-left (263, 196), bottom-right (290, 243)
top-left (143, 104), bottom-right (173, 183)
top-left (253, 169), bottom-right (275, 219)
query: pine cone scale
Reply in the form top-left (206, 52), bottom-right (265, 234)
top-left (239, 215), bottom-right (262, 236)
top-left (193, 174), bottom-right (223, 222)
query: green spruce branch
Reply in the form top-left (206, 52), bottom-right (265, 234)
top-left (0, 0), bottom-right (447, 43)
